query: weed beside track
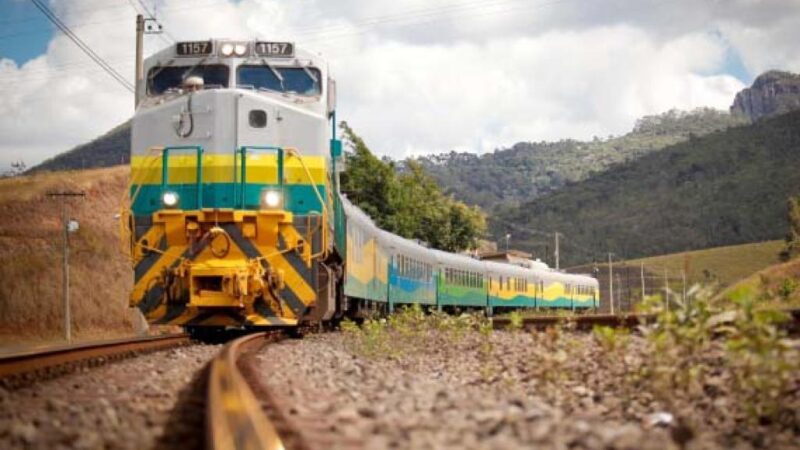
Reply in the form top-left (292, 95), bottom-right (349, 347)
top-left (317, 296), bottom-right (800, 449)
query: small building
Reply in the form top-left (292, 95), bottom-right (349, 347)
top-left (478, 249), bottom-right (534, 266)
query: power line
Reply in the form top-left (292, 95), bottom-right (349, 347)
top-left (0, 57), bottom-right (134, 82)
top-left (127, 0), bottom-right (176, 45)
top-left (292, 0), bottom-right (527, 37)
top-left (28, 0), bottom-right (134, 93)
top-left (301, 0), bottom-right (570, 44)
top-left (0, 0), bottom-right (133, 26)
top-left (0, 0), bottom-right (230, 27)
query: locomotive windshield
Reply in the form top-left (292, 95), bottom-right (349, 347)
top-left (237, 65), bottom-right (321, 95)
top-left (147, 64), bottom-right (230, 95)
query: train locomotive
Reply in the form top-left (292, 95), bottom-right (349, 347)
top-left (125, 39), bottom-right (599, 333)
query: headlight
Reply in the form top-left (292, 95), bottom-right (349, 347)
top-left (220, 43), bottom-right (234, 56)
top-left (162, 191), bottom-right (180, 208)
top-left (234, 43), bottom-right (248, 56)
top-left (262, 190), bottom-right (282, 209)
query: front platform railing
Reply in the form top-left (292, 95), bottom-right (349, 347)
top-left (234, 146), bottom-right (285, 209)
top-left (161, 145), bottom-right (204, 208)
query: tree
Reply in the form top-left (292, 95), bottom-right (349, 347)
top-left (1, 160), bottom-right (26, 178)
top-left (339, 121), bottom-right (398, 230)
top-left (780, 196), bottom-right (800, 261)
top-left (339, 122), bottom-right (485, 251)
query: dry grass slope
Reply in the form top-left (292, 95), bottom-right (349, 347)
top-left (0, 166), bottom-right (140, 346)
top-left (568, 241), bottom-right (785, 311)
top-left (720, 257), bottom-right (800, 308)
top-left (625, 240), bottom-right (784, 287)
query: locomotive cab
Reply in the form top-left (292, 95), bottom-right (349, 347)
top-left (127, 39), bottom-right (342, 330)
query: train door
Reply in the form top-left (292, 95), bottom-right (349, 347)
top-left (235, 95), bottom-right (277, 207)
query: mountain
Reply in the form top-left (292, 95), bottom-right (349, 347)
top-left (28, 120), bottom-right (131, 173)
top-left (730, 70), bottom-right (800, 121)
top-left (491, 110), bottom-right (800, 266)
top-left (414, 108), bottom-right (745, 210)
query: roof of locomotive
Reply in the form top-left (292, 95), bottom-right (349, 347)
top-left (143, 39), bottom-right (328, 70)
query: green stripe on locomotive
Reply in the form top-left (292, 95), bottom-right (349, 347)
top-left (131, 183), bottom-right (326, 215)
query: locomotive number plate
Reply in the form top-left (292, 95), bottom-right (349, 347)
top-left (176, 41), bottom-right (213, 56)
top-left (254, 42), bottom-right (294, 58)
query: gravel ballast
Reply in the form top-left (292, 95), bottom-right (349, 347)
top-left (0, 344), bottom-right (218, 450)
top-left (255, 326), bottom-right (799, 450)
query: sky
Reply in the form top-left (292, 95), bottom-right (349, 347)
top-left (1, 0), bottom-right (800, 170)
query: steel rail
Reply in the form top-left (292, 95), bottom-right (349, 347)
top-left (493, 307), bottom-right (800, 332)
top-left (0, 334), bottom-right (189, 379)
top-left (206, 332), bottom-right (285, 450)
top-left (492, 313), bottom-right (655, 331)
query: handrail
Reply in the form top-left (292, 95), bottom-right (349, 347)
top-left (122, 146), bottom-right (165, 260)
top-left (235, 146), bottom-right (284, 209)
top-left (161, 145), bottom-right (204, 208)
top-left (284, 147), bottom-right (329, 259)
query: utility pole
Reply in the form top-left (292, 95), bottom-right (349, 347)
top-left (554, 232), bottom-right (560, 270)
top-left (48, 191), bottom-right (85, 343)
top-left (640, 262), bottom-right (646, 302)
top-left (505, 233), bottom-right (511, 252)
top-left (682, 269), bottom-right (687, 305)
top-left (608, 253), bottom-right (614, 315)
top-left (135, 14), bottom-right (144, 108)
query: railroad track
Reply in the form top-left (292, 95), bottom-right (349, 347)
top-left (0, 330), bottom-right (297, 450)
top-left (492, 307), bottom-right (800, 334)
top-left (0, 334), bottom-right (190, 386)
top-left (206, 331), bottom-right (287, 450)
top-left (492, 312), bottom-right (654, 331)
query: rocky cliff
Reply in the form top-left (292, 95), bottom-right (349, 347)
top-left (730, 70), bottom-right (800, 121)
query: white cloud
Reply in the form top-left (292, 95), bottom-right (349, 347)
top-left (0, 0), bottom-right (798, 169)
top-left (331, 26), bottom-right (744, 157)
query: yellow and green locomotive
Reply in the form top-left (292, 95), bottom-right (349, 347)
top-left (125, 39), bottom-right (599, 334)
top-left (126, 39), bottom-right (343, 330)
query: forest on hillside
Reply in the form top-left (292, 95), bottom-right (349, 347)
top-left (491, 110), bottom-right (800, 266)
top-left (29, 121), bottom-right (132, 173)
top-left (414, 108), bottom-right (746, 210)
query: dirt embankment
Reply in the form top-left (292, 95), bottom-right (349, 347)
top-left (0, 166), bottom-right (141, 346)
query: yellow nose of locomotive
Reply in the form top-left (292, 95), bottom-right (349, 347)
top-left (129, 207), bottom-right (319, 327)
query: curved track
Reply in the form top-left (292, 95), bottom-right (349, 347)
top-left (206, 332), bottom-right (287, 450)
top-left (0, 334), bottom-right (189, 385)
top-left (0, 331), bottom-right (295, 449)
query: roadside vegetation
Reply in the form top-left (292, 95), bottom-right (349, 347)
top-left (340, 293), bottom-right (799, 448)
top-left (0, 166), bottom-right (140, 345)
top-left (781, 195), bottom-right (800, 261)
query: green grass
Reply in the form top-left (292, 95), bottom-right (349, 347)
top-left (625, 240), bottom-right (784, 287)
top-left (570, 240), bottom-right (784, 290)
